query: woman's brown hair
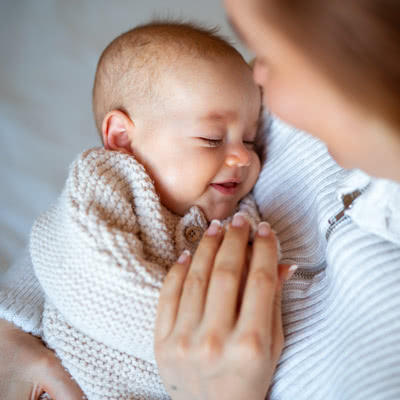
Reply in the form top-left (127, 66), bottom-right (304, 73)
top-left (263, 0), bottom-right (400, 131)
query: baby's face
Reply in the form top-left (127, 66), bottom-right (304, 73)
top-left (128, 56), bottom-right (261, 221)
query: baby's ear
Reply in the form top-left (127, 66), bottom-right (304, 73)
top-left (102, 110), bottom-right (134, 154)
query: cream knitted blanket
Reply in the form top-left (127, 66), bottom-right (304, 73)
top-left (30, 148), bottom-right (261, 400)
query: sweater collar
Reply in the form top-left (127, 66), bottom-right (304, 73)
top-left (337, 169), bottom-right (400, 245)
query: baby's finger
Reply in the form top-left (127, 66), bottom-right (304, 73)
top-left (155, 251), bottom-right (191, 342)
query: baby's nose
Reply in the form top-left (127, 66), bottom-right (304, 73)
top-left (225, 145), bottom-right (251, 167)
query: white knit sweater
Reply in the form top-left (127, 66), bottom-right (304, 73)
top-left (29, 148), bottom-right (261, 400)
top-left (1, 115), bottom-right (400, 400)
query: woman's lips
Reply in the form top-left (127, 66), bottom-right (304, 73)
top-left (210, 182), bottom-right (240, 195)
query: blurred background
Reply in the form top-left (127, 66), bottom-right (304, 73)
top-left (0, 0), bottom-right (251, 270)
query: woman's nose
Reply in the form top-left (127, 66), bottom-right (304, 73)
top-left (225, 144), bottom-right (250, 167)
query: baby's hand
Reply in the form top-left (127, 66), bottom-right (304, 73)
top-left (0, 319), bottom-right (84, 400)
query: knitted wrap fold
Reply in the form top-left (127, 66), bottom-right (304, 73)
top-left (30, 148), bottom-right (261, 400)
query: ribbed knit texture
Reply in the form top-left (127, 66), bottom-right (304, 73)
top-left (254, 116), bottom-right (400, 400)
top-left (1, 115), bottom-right (399, 399)
top-left (29, 148), bottom-right (261, 400)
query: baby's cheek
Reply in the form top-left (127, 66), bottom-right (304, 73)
top-left (253, 153), bottom-right (262, 177)
top-left (245, 154), bottom-right (261, 193)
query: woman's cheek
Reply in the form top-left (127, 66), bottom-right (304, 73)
top-left (253, 61), bottom-right (269, 88)
top-left (265, 82), bottom-right (311, 134)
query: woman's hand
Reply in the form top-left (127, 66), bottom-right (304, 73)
top-left (155, 214), bottom-right (293, 400)
top-left (0, 318), bottom-right (84, 400)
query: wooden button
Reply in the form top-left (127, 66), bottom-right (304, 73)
top-left (184, 226), bottom-right (203, 243)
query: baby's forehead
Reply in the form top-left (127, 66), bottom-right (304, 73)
top-left (112, 24), bottom-right (251, 83)
top-left (93, 22), bottom-right (253, 135)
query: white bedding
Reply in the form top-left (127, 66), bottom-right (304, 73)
top-left (0, 0), bottom-right (249, 271)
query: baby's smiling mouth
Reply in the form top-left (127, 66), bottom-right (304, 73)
top-left (210, 181), bottom-right (241, 195)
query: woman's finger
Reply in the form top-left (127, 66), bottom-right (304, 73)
top-left (237, 222), bottom-right (279, 337)
top-left (155, 251), bottom-right (191, 342)
top-left (174, 220), bottom-right (224, 332)
top-left (270, 277), bottom-right (284, 362)
top-left (202, 213), bottom-right (250, 332)
top-left (270, 264), bottom-right (298, 360)
top-left (278, 264), bottom-right (298, 282)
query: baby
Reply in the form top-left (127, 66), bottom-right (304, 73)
top-left (30, 21), bottom-right (264, 400)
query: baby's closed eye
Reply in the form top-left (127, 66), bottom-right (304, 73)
top-left (196, 137), bottom-right (224, 147)
top-left (198, 137), bottom-right (256, 149)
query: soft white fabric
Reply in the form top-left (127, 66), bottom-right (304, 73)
top-left (0, 248), bottom-right (44, 336)
top-left (1, 116), bottom-right (400, 399)
top-left (29, 148), bottom-right (261, 400)
top-left (338, 170), bottom-right (400, 245)
top-left (254, 116), bottom-right (400, 400)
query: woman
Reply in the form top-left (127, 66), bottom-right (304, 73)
top-left (1, 0), bottom-right (399, 399)
top-left (154, 0), bottom-right (400, 399)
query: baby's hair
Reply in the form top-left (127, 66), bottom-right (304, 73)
top-left (92, 20), bottom-right (247, 141)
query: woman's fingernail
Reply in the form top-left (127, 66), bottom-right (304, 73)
top-left (207, 219), bottom-right (221, 236)
top-left (286, 264), bottom-right (298, 280)
top-left (258, 221), bottom-right (271, 237)
top-left (177, 249), bottom-right (191, 264)
top-left (232, 212), bottom-right (246, 227)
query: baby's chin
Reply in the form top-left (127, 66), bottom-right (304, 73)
top-left (202, 204), bottom-right (239, 223)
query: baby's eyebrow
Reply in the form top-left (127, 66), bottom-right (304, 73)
top-left (199, 110), bottom-right (261, 131)
top-left (200, 111), bottom-right (237, 122)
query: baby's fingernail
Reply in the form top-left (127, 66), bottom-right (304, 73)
top-left (177, 249), bottom-right (191, 264)
top-left (286, 264), bottom-right (298, 280)
top-left (207, 219), bottom-right (221, 236)
top-left (232, 212), bottom-right (246, 227)
top-left (258, 221), bottom-right (271, 237)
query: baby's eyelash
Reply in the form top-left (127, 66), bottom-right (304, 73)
top-left (244, 141), bottom-right (256, 148)
top-left (205, 139), bottom-right (223, 147)
top-left (201, 138), bottom-right (255, 148)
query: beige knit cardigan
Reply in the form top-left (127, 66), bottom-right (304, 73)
top-left (30, 148), bottom-right (261, 400)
